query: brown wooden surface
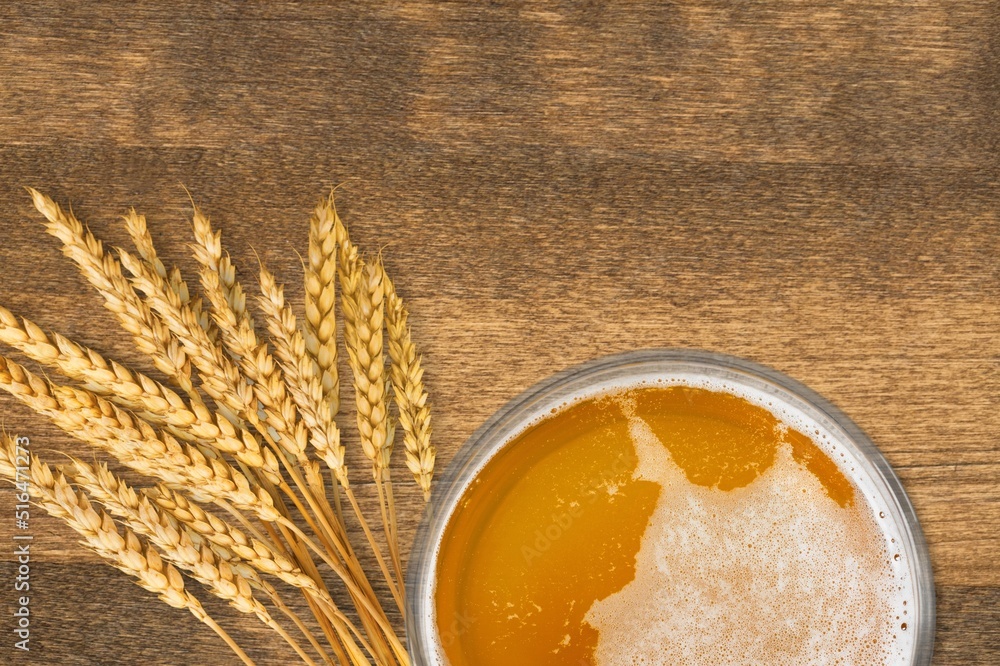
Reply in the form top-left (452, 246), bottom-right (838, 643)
top-left (0, 2), bottom-right (998, 664)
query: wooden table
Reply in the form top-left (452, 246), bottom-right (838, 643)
top-left (0, 2), bottom-right (997, 664)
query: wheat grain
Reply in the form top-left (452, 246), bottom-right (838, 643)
top-left (382, 270), bottom-right (435, 500)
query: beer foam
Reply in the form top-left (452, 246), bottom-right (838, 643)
top-left (583, 411), bottom-right (910, 665)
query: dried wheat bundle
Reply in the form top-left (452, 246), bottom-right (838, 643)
top-left (0, 189), bottom-right (436, 666)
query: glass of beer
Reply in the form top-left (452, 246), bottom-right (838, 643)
top-left (406, 350), bottom-right (934, 665)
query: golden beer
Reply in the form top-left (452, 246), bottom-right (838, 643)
top-left (434, 385), bottom-right (911, 665)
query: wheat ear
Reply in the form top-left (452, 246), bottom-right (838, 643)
top-left (26, 189), bottom-right (196, 398)
top-left (259, 260), bottom-right (409, 634)
top-left (0, 361), bottom-right (358, 659)
top-left (0, 434), bottom-right (255, 666)
top-left (187, 211), bottom-right (309, 463)
top-left (114, 250), bottom-right (283, 485)
top-left (335, 226), bottom-right (405, 609)
top-left (382, 270), bottom-right (435, 500)
top-left (305, 197), bottom-right (341, 418)
top-left (0, 305), bottom-right (245, 449)
top-left (259, 264), bottom-right (346, 484)
top-left (0, 305), bottom-right (195, 425)
top-left (0, 305), bottom-right (278, 481)
top-left (123, 208), bottom-right (217, 343)
top-left (144, 482), bottom-right (371, 663)
top-left (61, 458), bottom-right (325, 666)
top-left (340, 256), bottom-right (392, 477)
top-left (0, 355), bottom-right (280, 520)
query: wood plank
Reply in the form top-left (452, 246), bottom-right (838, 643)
top-left (1, 1), bottom-right (997, 663)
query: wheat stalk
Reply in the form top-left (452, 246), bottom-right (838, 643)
top-left (382, 270), bottom-right (435, 500)
top-left (305, 197), bottom-right (341, 418)
top-left (27, 188), bottom-right (197, 399)
top-left (0, 434), bottom-right (256, 666)
top-left (4, 189), bottom-right (430, 665)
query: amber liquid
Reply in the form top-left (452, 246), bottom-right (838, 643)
top-left (434, 386), bottom-right (861, 665)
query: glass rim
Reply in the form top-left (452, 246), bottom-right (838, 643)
top-left (405, 348), bottom-right (936, 665)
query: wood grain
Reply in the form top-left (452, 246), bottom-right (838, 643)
top-left (0, 1), bottom-right (997, 663)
